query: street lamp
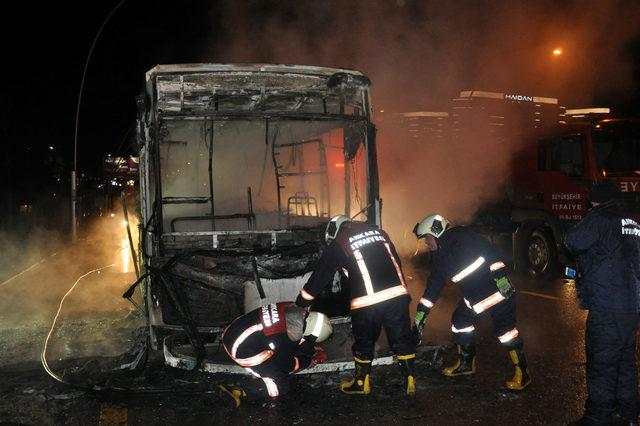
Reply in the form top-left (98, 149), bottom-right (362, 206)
top-left (72, 0), bottom-right (126, 240)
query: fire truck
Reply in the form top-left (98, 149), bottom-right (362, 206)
top-left (451, 92), bottom-right (640, 275)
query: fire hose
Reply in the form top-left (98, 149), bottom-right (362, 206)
top-left (39, 193), bottom-right (217, 395)
top-left (39, 250), bottom-right (218, 395)
top-left (40, 259), bottom-right (118, 386)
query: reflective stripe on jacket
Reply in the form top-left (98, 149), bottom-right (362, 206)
top-left (297, 222), bottom-right (408, 309)
top-left (421, 226), bottom-right (508, 309)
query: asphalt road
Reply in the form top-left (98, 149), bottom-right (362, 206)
top-left (0, 231), bottom-right (592, 425)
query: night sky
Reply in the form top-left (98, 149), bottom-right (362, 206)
top-left (3, 1), bottom-right (215, 174)
top-left (2, 0), bottom-right (640, 218)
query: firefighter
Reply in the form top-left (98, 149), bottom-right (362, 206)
top-left (565, 181), bottom-right (640, 425)
top-left (219, 303), bottom-right (332, 407)
top-left (412, 214), bottom-right (531, 390)
top-left (295, 215), bottom-right (416, 396)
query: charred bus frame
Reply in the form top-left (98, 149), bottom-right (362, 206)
top-left (135, 64), bottom-right (380, 372)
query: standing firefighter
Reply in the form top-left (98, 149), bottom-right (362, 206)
top-left (565, 181), bottom-right (640, 425)
top-left (295, 215), bottom-right (416, 396)
top-left (413, 214), bottom-right (531, 390)
top-left (219, 302), bottom-right (332, 407)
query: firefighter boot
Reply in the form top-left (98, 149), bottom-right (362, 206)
top-left (506, 349), bottom-right (531, 390)
top-left (442, 343), bottom-right (476, 377)
top-left (340, 357), bottom-right (371, 395)
top-left (218, 384), bottom-right (246, 408)
top-left (397, 354), bottom-right (416, 396)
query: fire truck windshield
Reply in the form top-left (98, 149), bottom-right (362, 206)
top-left (593, 120), bottom-right (640, 177)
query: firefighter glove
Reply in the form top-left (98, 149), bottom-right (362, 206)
top-left (415, 304), bottom-right (430, 325)
top-left (296, 335), bottom-right (318, 358)
top-left (494, 276), bottom-right (515, 298)
top-left (413, 307), bottom-right (430, 346)
top-left (312, 347), bottom-right (328, 365)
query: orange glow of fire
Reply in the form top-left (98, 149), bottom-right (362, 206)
top-left (552, 48), bottom-right (563, 56)
top-left (119, 218), bottom-right (138, 273)
top-left (120, 236), bottom-right (131, 273)
top-left (335, 163), bottom-right (345, 168)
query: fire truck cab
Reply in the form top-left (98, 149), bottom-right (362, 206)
top-left (507, 111), bottom-right (640, 275)
top-left (446, 92), bottom-right (640, 275)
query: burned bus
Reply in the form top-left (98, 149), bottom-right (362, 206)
top-left (135, 64), bottom-right (379, 372)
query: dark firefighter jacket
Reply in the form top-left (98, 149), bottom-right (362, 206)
top-left (296, 222), bottom-right (408, 310)
top-left (221, 302), bottom-right (316, 376)
top-left (564, 200), bottom-right (640, 313)
top-left (420, 226), bottom-right (510, 314)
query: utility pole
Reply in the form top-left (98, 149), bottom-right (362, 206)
top-left (72, 0), bottom-right (126, 240)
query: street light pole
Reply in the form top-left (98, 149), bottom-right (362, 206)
top-left (72, 0), bottom-right (126, 241)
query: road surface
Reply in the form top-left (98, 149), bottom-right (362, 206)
top-left (0, 232), bottom-right (591, 425)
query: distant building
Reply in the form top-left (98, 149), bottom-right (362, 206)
top-left (564, 107), bottom-right (611, 122)
top-left (450, 90), bottom-right (565, 142)
top-left (390, 111), bottom-right (450, 141)
top-left (384, 90), bottom-right (565, 146)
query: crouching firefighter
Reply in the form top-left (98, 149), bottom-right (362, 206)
top-left (219, 303), bottom-right (332, 407)
top-left (295, 215), bottom-right (416, 396)
top-left (413, 214), bottom-right (531, 391)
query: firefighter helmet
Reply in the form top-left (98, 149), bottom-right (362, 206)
top-left (304, 311), bottom-right (333, 342)
top-left (325, 215), bottom-right (351, 244)
top-left (413, 214), bottom-right (449, 239)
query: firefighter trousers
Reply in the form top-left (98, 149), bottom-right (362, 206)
top-left (350, 295), bottom-right (415, 360)
top-left (450, 295), bottom-right (520, 347)
top-left (238, 365), bottom-right (290, 401)
top-left (585, 309), bottom-right (640, 423)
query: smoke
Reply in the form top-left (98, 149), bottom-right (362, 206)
top-left (202, 1), bottom-right (640, 108)
top-left (197, 0), bottom-right (640, 250)
top-left (0, 227), bottom-right (64, 286)
top-left (0, 214), bottom-right (143, 367)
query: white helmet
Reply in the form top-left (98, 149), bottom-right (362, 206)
top-left (325, 215), bottom-right (351, 244)
top-left (304, 311), bottom-right (333, 343)
top-left (413, 214), bottom-right (449, 239)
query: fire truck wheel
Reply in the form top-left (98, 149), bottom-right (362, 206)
top-left (525, 228), bottom-right (558, 277)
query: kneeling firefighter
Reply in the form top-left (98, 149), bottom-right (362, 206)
top-left (219, 302), bottom-right (332, 407)
top-left (296, 215), bottom-right (416, 396)
top-left (413, 214), bottom-right (531, 390)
